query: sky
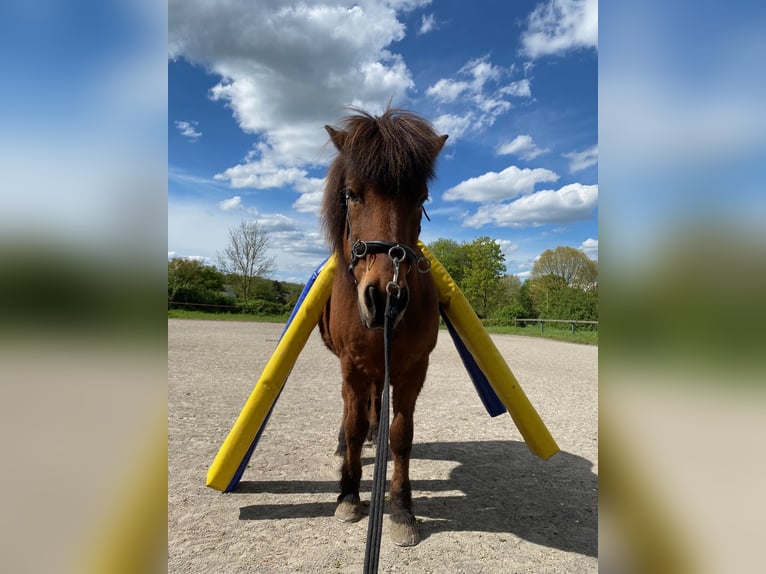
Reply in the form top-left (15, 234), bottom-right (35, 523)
top-left (168, 0), bottom-right (598, 283)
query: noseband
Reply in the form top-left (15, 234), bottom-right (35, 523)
top-left (348, 240), bottom-right (431, 275)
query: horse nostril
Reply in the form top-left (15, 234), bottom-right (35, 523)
top-left (364, 285), bottom-right (377, 315)
top-left (360, 283), bottom-right (410, 329)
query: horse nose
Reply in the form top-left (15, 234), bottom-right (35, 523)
top-left (358, 283), bottom-right (409, 329)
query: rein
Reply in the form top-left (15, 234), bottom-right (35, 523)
top-left (362, 241), bottom-right (416, 574)
top-left (341, 188), bottom-right (429, 572)
top-left (362, 260), bottom-right (401, 574)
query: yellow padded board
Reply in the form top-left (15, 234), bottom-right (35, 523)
top-left (206, 255), bottom-right (337, 491)
top-left (419, 241), bottom-right (559, 460)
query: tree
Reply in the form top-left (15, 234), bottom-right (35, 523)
top-left (531, 246), bottom-right (597, 290)
top-left (526, 274), bottom-right (567, 318)
top-left (218, 220), bottom-right (275, 302)
top-left (167, 258), bottom-right (232, 311)
top-left (498, 274), bottom-right (522, 303)
top-left (168, 258), bottom-right (225, 301)
top-left (489, 274), bottom-right (527, 324)
top-left (526, 273), bottom-right (598, 321)
top-left (462, 236), bottom-right (506, 318)
top-left (427, 238), bottom-right (467, 284)
top-left (518, 281), bottom-right (537, 317)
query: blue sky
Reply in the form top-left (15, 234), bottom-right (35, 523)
top-left (168, 0), bottom-right (597, 283)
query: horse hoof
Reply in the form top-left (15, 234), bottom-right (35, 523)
top-left (389, 514), bottom-right (419, 547)
top-left (335, 494), bottom-right (362, 523)
top-left (366, 424), bottom-right (379, 443)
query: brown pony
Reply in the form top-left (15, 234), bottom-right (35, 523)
top-left (318, 108), bottom-right (448, 546)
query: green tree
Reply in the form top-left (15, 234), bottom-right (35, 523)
top-left (462, 236), bottom-right (506, 318)
top-left (498, 274), bottom-right (521, 304)
top-left (489, 274), bottom-right (526, 324)
top-left (527, 273), bottom-right (598, 321)
top-left (531, 246), bottom-right (597, 290)
top-left (217, 220), bottom-right (275, 302)
top-left (249, 276), bottom-right (279, 301)
top-left (427, 238), bottom-right (467, 284)
top-left (168, 258), bottom-right (225, 301)
top-left (526, 273), bottom-right (566, 318)
top-left (518, 281), bottom-right (537, 318)
top-left (167, 258), bottom-right (232, 311)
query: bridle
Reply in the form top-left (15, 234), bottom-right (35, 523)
top-left (341, 187), bottom-right (432, 288)
top-left (347, 240), bottom-right (431, 297)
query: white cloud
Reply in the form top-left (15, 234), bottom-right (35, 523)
top-left (293, 191), bottom-right (324, 215)
top-left (270, 229), bottom-right (328, 258)
top-left (580, 237), bottom-right (598, 259)
top-left (495, 238), bottom-right (520, 263)
top-left (495, 238), bottom-right (517, 251)
top-left (425, 55), bottom-right (532, 141)
top-left (218, 196), bottom-right (243, 211)
top-left (169, 0), bottom-right (431, 232)
top-left (563, 144), bottom-right (598, 172)
top-left (426, 56), bottom-right (505, 104)
top-left (500, 79), bottom-right (532, 98)
top-left (426, 78), bottom-right (471, 104)
top-left (463, 183), bottom-right (598, 227)
top-left (497, 134), bottom-right (549, 160)
top-left (175, 120), bottom-right (201, 141)
top-left (213, 147), bottom-right (322, 191)
top-left (521, 0), bottom-right (598, 58)
top-left (170, 0), bottom-right (421, 171)
top-left (258, 213), bottom-right (301, 232)
top-left (443, 165), bottom-right (559, 202)
top-left (213, 150), bottom-right (326, 216)
top-left (418, 13), bottom-right (436, 35)
top-left (169, 166), bottom-right (231, 193)
top-left (431, 113), bottom-right (473, 141)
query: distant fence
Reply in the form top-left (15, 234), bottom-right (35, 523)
top-left (511, 318), bottom-right (598, 334)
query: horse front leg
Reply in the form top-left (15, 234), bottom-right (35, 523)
top-left (335, 375), bottom-right (369, 523)
top-left (334, 389), bottom-right (379, 456)
top-left (388, 373), bottom-right (424, 546)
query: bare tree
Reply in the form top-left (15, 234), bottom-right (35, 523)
top-left (218, 220), bottom-right (275, 302)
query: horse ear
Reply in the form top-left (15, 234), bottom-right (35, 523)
top-left (434, 134), bottom-right (449, 157)
top-left (325, 125), bottom-right (347, 151)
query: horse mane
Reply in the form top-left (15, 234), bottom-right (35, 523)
top-left (321, 107), bottom-right (444, 254)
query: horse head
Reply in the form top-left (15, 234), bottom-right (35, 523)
top-left (322, 109), bottom-right (447, 329)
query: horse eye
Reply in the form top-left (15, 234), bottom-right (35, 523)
top-left (344, 188), bottom-right (361, 204)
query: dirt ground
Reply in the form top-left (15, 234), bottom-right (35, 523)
top-left (168, 319), bottom-right (598, 573)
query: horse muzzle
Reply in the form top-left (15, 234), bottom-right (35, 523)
top-left (358, 282), bottom-right (409, 329)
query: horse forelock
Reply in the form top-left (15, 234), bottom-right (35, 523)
top-left (340, 109), bottom-right (441, 191)
top-left (321, 108), bottom-right (441, 253)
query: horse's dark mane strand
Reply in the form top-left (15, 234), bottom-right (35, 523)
top-left (321, 107), bottom-right (442, 254)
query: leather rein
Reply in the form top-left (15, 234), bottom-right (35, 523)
top-left (339, 186), bottom-right (430, 573)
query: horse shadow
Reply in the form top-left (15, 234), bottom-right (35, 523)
top-left (236, 440), bottom-right (597, 558)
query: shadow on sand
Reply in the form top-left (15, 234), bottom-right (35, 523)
top-left (236, 440), bottom-right (597, 557)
